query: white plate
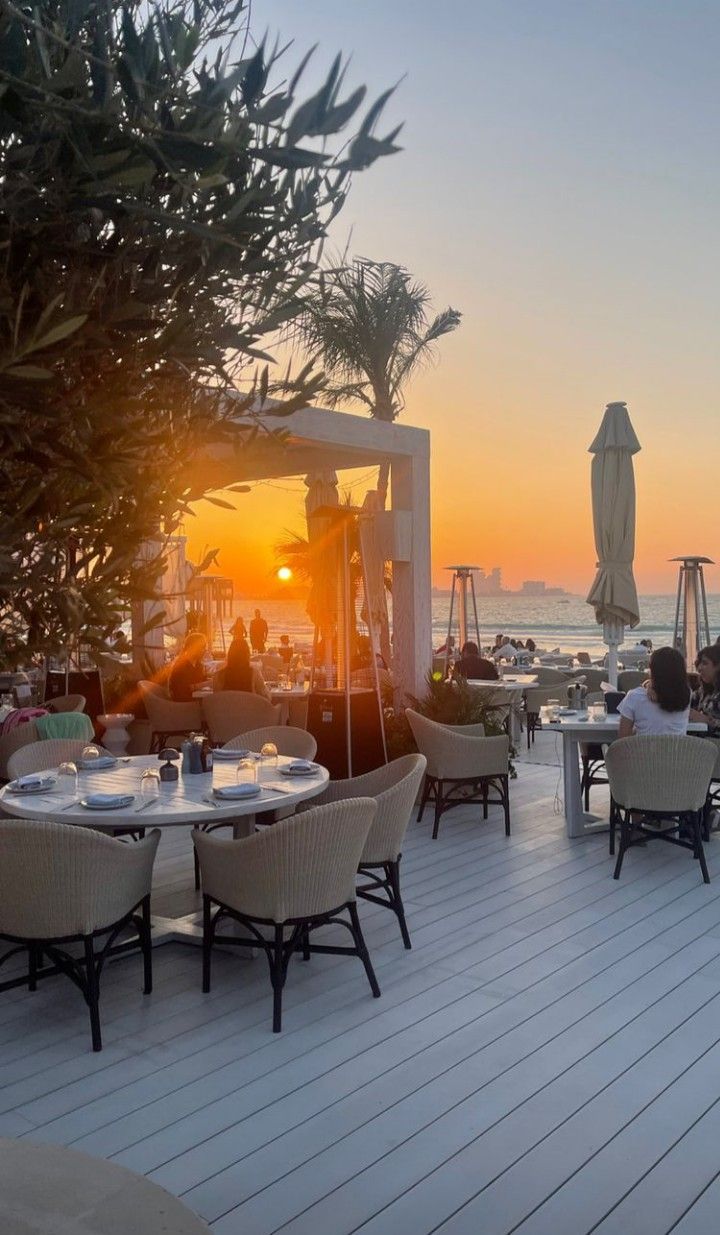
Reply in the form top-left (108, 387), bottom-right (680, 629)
top-left (6, 777), bottom-right (56, 794)
top-left (80, 794), bottom-right (135, 811)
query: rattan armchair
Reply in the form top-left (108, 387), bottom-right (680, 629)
top-left (7, 738), bottom-right (90, 780)
top-left (524, 686), bottom-right (566, 749)
top-left (0, 821), bottom-right (160, 1050)
top-left (225, 726), bottom-right (317, 760)
top-left (47, 694), bottom-right (86, 713)
top-left (194, 799), bottom-right (380, 1032)
top-left (201, 692), bottom-right (280, 746)
top-left (606, 735), bottom-right (716, 883)
top-left (406, 709), bottom-right (511, 839)
top-left (294, 754), bottom-right (426, 948)
top-left (139, 681), bottom-right (203, 753)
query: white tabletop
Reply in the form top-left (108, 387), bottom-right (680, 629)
top-left (0, 753), bottom-right (329, 828)
top-left (467, 676), bottom-right (537, 690)
top-left (545, 714), bottom-right (708, 737)
top-left (193, 685), bottom-right (309, 701)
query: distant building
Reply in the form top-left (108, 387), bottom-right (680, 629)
top-left (474, 567), bottom-right (505, 596)
top-left (521, 580), bottom-right (546, 596)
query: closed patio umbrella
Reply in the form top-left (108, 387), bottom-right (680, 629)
top-left (586, 402), bottom-right (641, 687)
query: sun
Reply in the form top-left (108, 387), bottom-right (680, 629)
top-left (277, 566), bottom-right (293, 582)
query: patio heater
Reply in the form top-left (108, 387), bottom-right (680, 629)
top-left (443, 566), bottom-right (482, 676)
top-left (670, 556), bottom-right (713, 668)
top-left (306, 505), bottom-right (387, 778)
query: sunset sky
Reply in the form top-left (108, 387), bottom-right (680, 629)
top-left (186, 1), bottom-right (720, 597)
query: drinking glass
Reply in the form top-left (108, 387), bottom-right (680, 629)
top-left (589, 702), bottom-right (607, 723)
top-left (1, 692), bottom-right (14, 708)
top-left (81, 743), bottom-right (102, 765)
top-left (260, 741), bottom-right (278, 768)
top-left (140, 768), bottom-right (161, 803)
top-left (57, 761), bottom-right (79, 797)
top-left (236, 758), bottom-right (258, 786)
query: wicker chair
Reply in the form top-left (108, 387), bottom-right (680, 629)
top-left (618, 670), bottom-right (645, 692)
top-left (0, 720), bottom-right (40, 781)
top-left (193, 799), bottom-right (380, 1032)
top-left (294, 754), bottom-right (426, 948)
top-left (46, 694), bottom-right (86, 713)
top-left (533, 666), bottom-right (569, 686)
top-left (225, 726), bottom-right (317, 760)
top-left (406, 709), bottom-right (511, 839)
top-left (524, 686), bottom-right (566, 749)
top-left (7, 738), bottom-right (96, 780)
top-left (606, 735), bottom-right (716, 883)
top-left (139, 680), bottom-right (203, 753)
top-left (189, 726), bottom-right (320, 889)
top-left (0, 820), bottom-right (160, 1050)
top-left (201, 692), bottom-right (280, 746)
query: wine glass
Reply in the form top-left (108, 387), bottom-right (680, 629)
top-left (236, 758), bottom-right (258, 786)
top-left (140, 767), bottom-right (161, 803)
top-left (57, 760), bottom-right (78, 798)
top-left (81, 743), bottom-right (102, 766)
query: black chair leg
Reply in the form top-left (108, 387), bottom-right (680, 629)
top-left (193, 828), bottom-right (201, 890)
top-left (83, 936), bottom-right (102, 1052)
top-left (271, 924), bottom-right (285, 1033)
top-left (482, 782), bottom-right (488, 820)
top-left (349, 902), bottom-right (381, 998)
top-left (432, 781), bottom-right (443, 839)
top-left (301, 925), bottom-right (311, 961)
top-left (694, 813), bottom-right (710, 884)
top-left (416, 776), bottom-right (431, 822)
top-left (202, 895), bottom-right (213, 993)
top-left (28, 943), bottom-right (39, 992)
top-left (609, 798), bottom-right (616, 855)
top-left (501, 776), bottom-right (511, 836)
top-left (613, 810), bottom-right (629, 880)
top-left (581, 757), bottom-right (591, 812)
top-left (141, 896), bottom-right (153, 995)
top-left (388, 860), bottom-right (411, 949)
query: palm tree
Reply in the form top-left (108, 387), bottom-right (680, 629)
top-left (298, 258), bottom-right (461, 504)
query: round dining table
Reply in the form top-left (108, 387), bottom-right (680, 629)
top-left (0, 752), bottom-right (329, 839)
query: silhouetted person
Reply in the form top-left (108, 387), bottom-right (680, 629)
top-left (249, 608), bottom-right (268, 654)
top-left (168, 632), bottom-right (207, 702)
top-left (453, 641), bottom-right (499, 682)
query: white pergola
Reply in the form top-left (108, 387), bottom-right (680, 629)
top-left (188, 403), bottom-right (432, 700)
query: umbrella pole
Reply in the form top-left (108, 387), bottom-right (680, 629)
top-left (603, 620), bottom-right (622, 689)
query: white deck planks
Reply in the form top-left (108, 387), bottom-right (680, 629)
top-left (2, 732), bottom-right (720, 1233)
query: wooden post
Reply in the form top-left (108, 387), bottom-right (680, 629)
top-left (390, 443), bottom-right (432, 701)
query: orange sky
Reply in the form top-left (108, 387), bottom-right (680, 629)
top-left (187, 2), bottom-right (720, 599)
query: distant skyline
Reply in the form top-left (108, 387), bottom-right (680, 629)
top-left (186, 1), bottom-right (720, 597)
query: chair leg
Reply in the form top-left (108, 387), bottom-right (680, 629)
top-left (694, 812), bottom-right (711, 884)
top-left (500, 775), bottom-right (511, 837)
top-left (581, 757), bottom-right (591, 812)
top-left (348, 902), bottom-right (381, 998)
top-left (482, 781), bottom-right (488, 820)
top-left (202, 895), bottom-right (213, 993)
top-left (271, 924), bottom-right (285, 1033)
top-left (140, 895), bottom-right (153, 995)
top-left (613, 810), bottom-right (629, 880)
top-left (301, 925), bottom-right (311, 961)
top-left (193, 827), bottom-right (201, 890)
top-left (83, 936), bottom-right (102, 1052)
top-left (388, 860), bottom-right (412, 949)
top-left (609, 798), bottom-right (616, 856)
top-left (416, 775), bottom-right (431, 822)
top-left (432, 780), bottom-right (443, 840)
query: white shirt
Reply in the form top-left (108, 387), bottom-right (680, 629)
top-left (617, 686), bottom-right (689, 736)
top-left (494, 643), bottom-right (517, 660)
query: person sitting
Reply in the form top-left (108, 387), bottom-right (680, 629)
top-left (213, 638), bottom-right (270, 700)
top-left (493, 637), bottom-right (517, 661)
top-left (434, 635), bottom-right (455, 657)
top-left (168, 632), bottom-right (208, 703)
top-left (689, 645), bottom-right (720, 737)
top-left (525, 637), bottom-right (536, 654)
top-left (492, 634), bottom-right (504, 654)
top-left (278, 634), bottom-right (294, 665)
top-left (618, 647), bottom-right (690, 736)
top-left (453, 641), bottom-right (499, 682)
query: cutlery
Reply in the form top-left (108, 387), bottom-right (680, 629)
top-left (60, 799), bottom-right (82, 811)
top-left (135, 799), bottom-right (157, 813)
top-left (261, 783), bottom-right (299, 795)
top-left (202, 796), bottom-right (220, 808)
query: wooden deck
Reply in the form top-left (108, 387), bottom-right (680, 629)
top-left (3, 733), bottom-right (720, 1233)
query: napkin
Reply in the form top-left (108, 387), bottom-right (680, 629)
top-left (212, 783), bottom-right (261, 800)
top-left (286, 761), bottom-right (317, 773)
top-left (10, 775), bottom-right (54, 792)
top-left (212, 748), bottom-right (249, 760)
top-left (82, 793), bottom-right (134, 809)
top-left (78, 755), bottom-right (116, 770)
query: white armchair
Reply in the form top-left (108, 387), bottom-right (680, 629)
top-left (406, 708), bottom-right (511, 839)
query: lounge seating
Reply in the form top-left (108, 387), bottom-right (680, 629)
top-left (294, 754), bottom-right (426, 948)
top-left (406, 708), bottom-right (511, 839)
top-left (194, 799), bottom-right (381, 1032)
top-left (139, 680), bottom-right (202, 753)
top-left (606, 735), bottom-right (716, 883)
top-left (533, 666), bottom-right (569, 686)
top-left (201, 691), bottom-right (280, 746)
top-left (0, 820), bottom-right (159, 1050)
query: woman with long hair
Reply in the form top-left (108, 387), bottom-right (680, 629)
top-left (618, 646), bottom-right (690, 737)
top-left (168, 632), bottom-right (207, 702)
top-left (213, 638), bottom-right (270, 699)
top-left (689, 645), bottom-right (720, 735)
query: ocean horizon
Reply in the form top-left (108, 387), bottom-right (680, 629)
top-left (222, 593), bottom-right (719, 659)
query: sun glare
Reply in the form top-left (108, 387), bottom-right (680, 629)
top-left (277, 566), bottom-right (293, 582)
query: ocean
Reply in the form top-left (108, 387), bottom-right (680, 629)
top-left (225, 593), bottom-right (719, 659)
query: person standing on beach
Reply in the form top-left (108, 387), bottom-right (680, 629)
top-left (229, 615), bottom-right (247, 641)
top-left (249, 608), bottom-right (268, 654)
